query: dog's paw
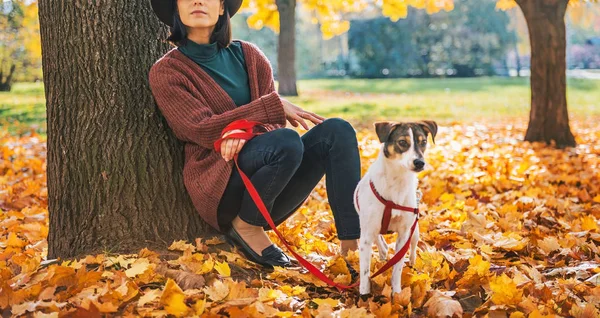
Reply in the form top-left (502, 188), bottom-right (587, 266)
top-left (359, 293), bottom-right (372, 302)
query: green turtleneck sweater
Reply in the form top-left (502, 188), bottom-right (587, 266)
top-left (178, 39), bottom-right (251, 107)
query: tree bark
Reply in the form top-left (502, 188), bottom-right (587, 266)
top-left (276, 0), bottom-right (298, 96)
top-left (517, 0), bottom-right (575, 148)
top-left (38, 0), bottom-right (213, 260)
top-left (0, 64), bottom-right (15, 92)
top-left (514, 37), bottom-right (521, 77)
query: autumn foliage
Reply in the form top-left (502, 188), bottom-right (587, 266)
top-left (2, 119), bottom-right (600, 317)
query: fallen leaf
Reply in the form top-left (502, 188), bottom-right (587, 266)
top-left (423, 290), bottom-right (463, 318)
top-left (204, 279), bottom-right (229, 302)
top-left (155, 263), bottom-right (206, 290)
top-left (124, 258), bottom-right (150, 278)
top-left (490, 273), bottom-right (522, 305)
top-left (160, 278), bottom-right (189, 316)
top-left (214, 261), bottom-right (231, 277)
top-left (138, 289), bottom-right (161, 307)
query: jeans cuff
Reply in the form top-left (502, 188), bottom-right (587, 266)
top-left (338, 232), bottom-right (361, 240)
top-left (238, 212), bottom-right (268, 227)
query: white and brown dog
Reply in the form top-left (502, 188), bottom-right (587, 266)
top-left (354, 120), bottom-right (437, 295)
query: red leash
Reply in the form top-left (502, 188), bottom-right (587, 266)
top-left (214, 120), bottom-right (419, 291)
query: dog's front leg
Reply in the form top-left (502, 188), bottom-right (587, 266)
top-left (359, 233), bottom-right (375, 295)
top-left (391, 231), bottom-right (411, 294)
top-left (409, 224), bottom-right (419, 267)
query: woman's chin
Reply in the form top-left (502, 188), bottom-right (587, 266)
top-left (182, 19), bottom-right (216, 29)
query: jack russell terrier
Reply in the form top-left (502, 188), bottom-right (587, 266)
top-left (354, 120), bottom-right (437, 295)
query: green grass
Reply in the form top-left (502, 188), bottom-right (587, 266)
top-left (0, 82), bottom-right (46, 136)
top-left (287, 77), bottom-right (600, 127)
top-left (1, 78), bottom-right (599, 136)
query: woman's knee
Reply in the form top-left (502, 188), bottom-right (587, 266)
top-left (320, 118), bottom-right (358, 145)
top-left (267, 128), bottom-right (304, 165)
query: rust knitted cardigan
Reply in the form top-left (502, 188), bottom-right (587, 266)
top-left (148, 40), bottom-right (287, 231)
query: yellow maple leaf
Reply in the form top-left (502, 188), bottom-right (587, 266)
top-left (258, 287), bottom-right (286, 302)
top-left (168, 240), bottom-right (195, 252)
top-left (490, 273), bottom-right (523, 305)
top-left (327, 256), bottom-right (350, 275)
top-left (124, 258), bottom-right (150, 278)
top-left (193, 298), bottom-right (206, 316)
top-left (580, 215), bottom-right (598, 231)
top-left (313, 298), bottom-right (340, 308)
top-left (280, 285), bottom-right (306, 297)
top-left (456, 254), bottom-right (491, 288)
top-left (373, 302), bottom-right (392, 317)
top-left (7, 232), bottom-right (27, 248)
top-left (214, 261), bottom-right (231, 277)
top-left (160, 279), bottom-right (189, 317)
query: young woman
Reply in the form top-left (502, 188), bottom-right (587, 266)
top-left (149, 0), bottom-right (361, 268)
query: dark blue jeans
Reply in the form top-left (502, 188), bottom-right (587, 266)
top-left (216, 118), bottom-right (361, 240)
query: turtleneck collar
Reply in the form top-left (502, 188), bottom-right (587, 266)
top-left (178, 39), bottom-right (220, 62)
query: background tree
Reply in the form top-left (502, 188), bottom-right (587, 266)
top-left (0, 0), bottom-right (42, 90)
top-left (240, 0), bottom-right (368, 96)
top-left (0, 0), bottom-right (23, 91)
top-left (38, 0), bottom-right (210, 259)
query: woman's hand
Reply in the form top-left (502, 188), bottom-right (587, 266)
top-left (281, 99), bottom-right (325, 130)
top-left (221, 129), bottom-right (246, 162)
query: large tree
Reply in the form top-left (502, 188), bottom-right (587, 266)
top-left (38, 0), bottom-right (212, 259)
top-left (515, 0), bottom-right (574, 147)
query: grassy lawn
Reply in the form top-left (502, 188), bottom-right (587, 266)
top-left (2, 77), bottom-right (599, 136)
top-left (289, 77), bottom-right (600, 127)
top-left (0, 82), bottom-right (46, 136)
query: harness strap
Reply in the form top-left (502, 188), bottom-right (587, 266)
top-left (368, 180), bottom-right (419, 234)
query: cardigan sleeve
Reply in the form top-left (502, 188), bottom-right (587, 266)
top-left (242, 41), bottom-right (287, 127)
top-left (149, 62), bottom-right (286, 149)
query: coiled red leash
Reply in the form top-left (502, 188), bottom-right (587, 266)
top-left (214, 119), bottom-right (419, 291)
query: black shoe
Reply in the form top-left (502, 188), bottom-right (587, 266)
top-left (224, 226), bottom-right (292, 269)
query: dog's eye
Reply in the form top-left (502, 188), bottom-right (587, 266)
top-left (421, 140), bottom-right (427, 146)
top-left (398, 140), bottom-right (409, 147)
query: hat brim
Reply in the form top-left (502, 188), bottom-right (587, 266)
top-left (150, 0), bottom-right (242, 27)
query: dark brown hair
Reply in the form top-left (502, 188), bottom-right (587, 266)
top-left (167, 1), bottom-right (232, 48)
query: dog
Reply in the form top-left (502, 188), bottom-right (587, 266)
top-left (354, 120), bottom-right (437, 295)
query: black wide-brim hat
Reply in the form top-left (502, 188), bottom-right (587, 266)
top-left (150, 0), bottom-right (243, 27)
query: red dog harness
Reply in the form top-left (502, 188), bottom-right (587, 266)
top-left (214, 120), bottom-right (420, 290)
top-left (355, 180), bottom-right (420, 235)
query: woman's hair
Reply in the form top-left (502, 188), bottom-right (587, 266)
top-left (166, 1), bottom-right (232, 48)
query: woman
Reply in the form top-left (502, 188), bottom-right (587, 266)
top-left (148, 0), bottom-right (361, 268)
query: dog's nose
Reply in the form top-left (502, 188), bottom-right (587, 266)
top-left (413, 159), bottom-right (425, 169)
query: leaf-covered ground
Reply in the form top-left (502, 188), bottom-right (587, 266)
top-left (1, 119), bottom-right (600, 317)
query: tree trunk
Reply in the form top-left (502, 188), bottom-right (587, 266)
top-left (514, 38), bottom-right (521, 77)
top-left (38, 0), bottom-right (213, 260)
top-left (517, 0), bottom-right (575, 148)
top-left (276, 0), bottom-right (298, 96)
top-left (0, 64), bottom-right (15, 92)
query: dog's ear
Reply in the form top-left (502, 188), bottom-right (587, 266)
top-left (418, 120), bottom-right (438, 144)
top-left (374, 121), bottom-right (399, 143)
